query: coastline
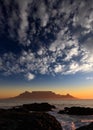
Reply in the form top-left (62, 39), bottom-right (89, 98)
top-left (0, 100), bottom-right (93, 130)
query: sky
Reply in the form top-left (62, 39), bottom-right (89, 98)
top-left (0, 0), bottom-right (93, 99)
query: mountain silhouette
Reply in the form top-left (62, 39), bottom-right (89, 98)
top-left (13, 91), bottom-right (76, 99)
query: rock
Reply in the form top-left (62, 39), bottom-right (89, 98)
top-left (76, 122), bottom-right (93, 130)
top-left (11, 102), bottom-right (56, 112)
top-left (58, 107), bottom-right (93, 115)
top-left (0, 110), bottom-right (62, 130)
top-left (22, 102), bottom-right (56, 111)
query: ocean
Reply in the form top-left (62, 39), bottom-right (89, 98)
top-left (0, 99), bottom-right (93, 130)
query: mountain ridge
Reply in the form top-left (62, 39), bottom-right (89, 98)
top-left (12, 91), bottom-right (77, 100)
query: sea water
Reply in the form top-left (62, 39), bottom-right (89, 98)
top-left (0, 99), bottom-right (93, 130)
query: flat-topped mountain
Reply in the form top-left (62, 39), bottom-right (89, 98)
top-left (13, 91), bottom-right (76, 99)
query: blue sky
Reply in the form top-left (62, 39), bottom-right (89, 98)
top-left (0, 0), bottom-right (93, 98)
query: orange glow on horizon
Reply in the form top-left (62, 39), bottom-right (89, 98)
top-left (0, 87), bottom-right (24, 99)
top-left (55, 86), bottom-right (93, 99)
top-left (0, 86), bottom-right (93, 99)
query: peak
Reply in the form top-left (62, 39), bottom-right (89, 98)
top-left (66, 93), bottom-right (74, 98)
top-left (19, 91), bottom-right (31, 96)
top-left (24, 91), bottom-right (30, 93)
top-left (66, 93), bottom-right (70, 96)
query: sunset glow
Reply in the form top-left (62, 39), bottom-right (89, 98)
top-left (0, 85), bottom-right (93, 99)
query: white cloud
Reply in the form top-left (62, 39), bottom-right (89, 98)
top-left (49, 29), bottom-right (67, 52)
top-left (70, 61), bottom-right (79, 70)
top-left (73, 0), bottom-right (93, 32)
top-left (37, 49), bottom-right (43, 55)
top-left (64, 46), bottom-right (79, 61)
top-left (37, 1), bottom-right (49, 27)
top-left (39, 65), bottom-right (49, 75)
top-left (18, 0), bottom-right (32, 45)
top-left (26, 72), bottom-right (35, 80)
top-left (86, 77), bottom-right (93, 80)
top-left (54, 65), bottom-right (63, 73)
top-left (80, 63), bottom-right (93, 72)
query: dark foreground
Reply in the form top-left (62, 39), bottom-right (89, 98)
top-left (0, 111), bottom-right (62, 130)
top-left (0, 103), bottom-right (93, 130)
top-left (58, 106), bottom-right (93, 115)
top-left (0, 103), bottom-right (62, 130)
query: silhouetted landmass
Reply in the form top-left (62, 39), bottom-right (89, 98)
top-left (76, 122), bottom-right (93, 130)
top-left (10, 103), bottom-right (56, 112)
top-left (12, 91), bottom-right (76, 99)
top-left (58, 107), bottom-right (93, 115)
top-left (0, 104), bottom-right (62, 130)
